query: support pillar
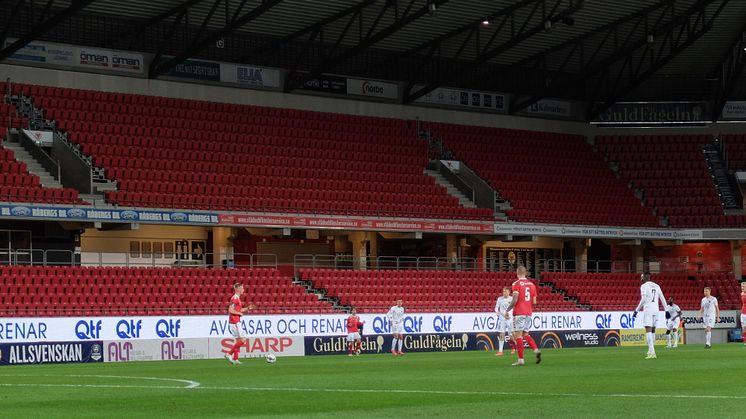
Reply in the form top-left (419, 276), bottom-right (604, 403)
top-left (631, 244), bottom-right (645, 273)
top-left (731, 240), bottom-right (742, 279)
top-left (349, 231), bottom-right (369, 270)
top-left (212, 227), bottom-right (234, 268)
top-left (575, 239), bottom-right (588, 273)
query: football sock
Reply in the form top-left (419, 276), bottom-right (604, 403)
top-left (666, 334), bottom-right (671, 346)
top-left (673, 331), bottom-right (679, 345)
top-left (742, 332), bottom-right (746, 344)
top-left (391, 338), bottom-right (398, 351)
top-left (498, 337), bottom-right (505, 353)
top-left (397, 339), bottom-right (403, 352)
top-left (706, 331), bottom-right (711, 345)
top-left (229, 340), bottom-right (243, 356)
top-left (356, 341), bottom-right (362, 352)
top-left (524, 334), bottom-right (538, 351)
top-left (516, 338), bottom-right (525, 360)
top-left (646, 332), bottom-right (655, 353)
top-left (508, 339), bottom-right (515, 350)
top-left (347, 342), bottom-right (353, 354)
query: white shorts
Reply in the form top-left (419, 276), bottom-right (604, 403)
top-left (228, 323), bottom-right (245, 339)
top-left (513, 315), bottom-right (531, 332)
top-left (346, 332), bottom-right (361, 342)
top-left (391, 322), bottom-right (404, 334)
top-left (703, 316), bottom-right (716, 328)
top-left (666, 319), bottom-right (679, 331)
top-left (497, 316), bottom-right (513, 333)
top-left (741, 314), bottom-right (746, 328)
top-left (643, 311), bottom-right (657, 328)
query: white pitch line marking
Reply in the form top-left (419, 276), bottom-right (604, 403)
top-left (0, 374), bottom-right (200, 388)
top-left (0, 380), bottom-right (744, 400)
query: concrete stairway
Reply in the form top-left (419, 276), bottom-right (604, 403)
top-left (2, 141), bottom-right (62, 188)
top-left (424, 168), bottom-right (477, 208)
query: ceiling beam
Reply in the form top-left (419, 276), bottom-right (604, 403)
top-left (403, 0), bottom-right (584, 104)
top-left (584, 0), bottom-right (729, 121)
top-left (508, 0), bottom-right (724, 115)
top-left (284, 0), bottom-right (451, 92)
top-left (150, 0), bottom-right (283, 79)
top-left (710, 20), bottom-right (746, 122)
top-left (0, 0), bottom-right (95, 62)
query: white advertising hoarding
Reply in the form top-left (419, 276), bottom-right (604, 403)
top-left (0, 311), bottom-right (660, 343)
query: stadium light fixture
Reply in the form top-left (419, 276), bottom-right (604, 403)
top-left (482, 18), bottom-right (490, 25)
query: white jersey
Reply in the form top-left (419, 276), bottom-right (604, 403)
top-left (495, 296), bottom-right (513, 319)
top-left (387, 305), bottom-right (405, 323)
top-left (636, 281), bottom-right (667, 313)
top-left (666, 303), bottom-right (681, 320)
top-left (700, 296), bottom-right (718, 317)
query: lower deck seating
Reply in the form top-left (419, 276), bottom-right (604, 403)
top-left (541, 272), bottom-right (741, 311)
top-left (0, 266), bottom-right (336, 316)
top-left (300, 269), bottom-right (582, 312)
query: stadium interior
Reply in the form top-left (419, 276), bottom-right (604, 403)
top-left (1, 0), bottom-right (746, 322)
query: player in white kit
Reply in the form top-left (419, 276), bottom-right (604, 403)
top-left (387, 298), bottom-right (405, 355)
top-left (664, 297), bottom-right (681, 348)
top-left (633, 273), bottom-right (667, 359)
top-left (700, 287), bottom-right (720, 349)
top-left (494, 287), bottom-right (515, 356)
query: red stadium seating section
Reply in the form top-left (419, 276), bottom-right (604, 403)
top-left (597, 135), bottom-right (746, 228)
top-left (12, 84), bottom-right (491, 220)
top-left (0, 102), bottom-right (81, 205)
top-left (541, 272), bottom-right (741, 311)
top-left (300, 269), bottom-right (582, 312)
top-left (0, 266), bottom-right (335, 316)
top-left (428, 123), bottom-right (659, 227)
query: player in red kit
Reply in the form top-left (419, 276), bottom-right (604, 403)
top-left (741, 282), bottom-right (746, 347)
top-left (225, 283), bottom-right (255, 365)
top-left (507, 266), bottom-right (541, 366)
top-left (346, 308), bottom-right (365, 356)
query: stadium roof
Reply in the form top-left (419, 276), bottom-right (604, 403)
top-left (1, 0), bottom-right (745, 120)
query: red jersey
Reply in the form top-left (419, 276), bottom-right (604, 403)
top-left (511, 278), bottom-right (537, 316)
top-left (346, 315), bottom-right (363, 333)
top-left (741, 292), bottom-right (746, 315)
top-left (229, 294), bottom-right (242, 324)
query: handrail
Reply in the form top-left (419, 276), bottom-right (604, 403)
top-left (0, 248), bottom-right (278, 269)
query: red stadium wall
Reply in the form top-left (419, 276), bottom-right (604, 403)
top-left (611, 242), bottom-right (733, 273)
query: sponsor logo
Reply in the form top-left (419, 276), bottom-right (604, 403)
top-left (111, 55), bottom-right (141, 70)
top-left (170, 212), bottom-right (188, 222)
top-left (79, 51), bottom-right (108, 67)
top-left (362, 81), bottom-right (384, 95)
top-left (75, 320), bottom-right (102, 340)
top-left (119, 210), bottom-right (139, 220)
top-left (237, 67), bottom-right (263, 84)
top-left (221, 337), bottom-right (295, 355)
top-left (90, 343), bottom-right (103, 361)
top-left (0, 321), bottom-right (48, 340)
top-left (304, 78), bottom-right (321, 88)
top-left (66, 208), bottom-right (86, 218)
top-left (156, 319), bottom-right (181, 338)
top-left (108, 341), bottom-right (133, 362)
top-left (371, 316), bottom-right (423, 334)
top-left (595, 314), bottom-right (612, 329)
top-left (116, 320), bottom-right (142, 339)
top-left (619, 313), bottom-right (637, 329)
top-left (433, 316), bottom-right (453, 333)
top-left (161, 340), bottom-right (185, 360)
top-left (10, 206), bottom-right (32, 216)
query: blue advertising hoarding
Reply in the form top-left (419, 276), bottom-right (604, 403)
top-left (0, 341), bottom-right (104, 366)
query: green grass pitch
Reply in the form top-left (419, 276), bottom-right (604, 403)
top-left (1, 345), bottom-right (744, 418)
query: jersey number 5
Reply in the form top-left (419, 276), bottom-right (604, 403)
top-left (524, 288), bottom-right (531, 301)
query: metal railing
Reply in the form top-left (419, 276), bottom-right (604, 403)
top-left (0, 248), bottom-right (277, 269)
top-left (294, 254), bottom-right (479, 277)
